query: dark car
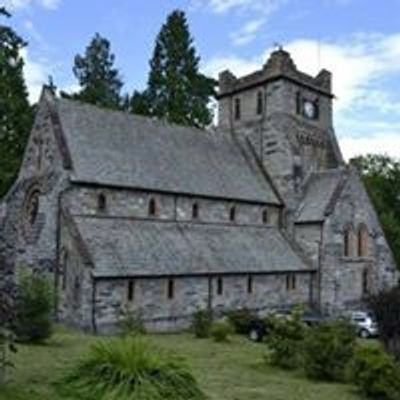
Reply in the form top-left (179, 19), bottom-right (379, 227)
top-left (246, 310), bottom-right (331, 342)
top-left (301, 311), bottom-right (331, 327)
top-left (247, 319), bottom-right (268, 342)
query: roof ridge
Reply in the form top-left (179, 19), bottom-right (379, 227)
top-left (56, 96), bottom-right (219, 138)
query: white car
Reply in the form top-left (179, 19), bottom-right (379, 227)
top-left (349, 311), bottom-right (378, 338)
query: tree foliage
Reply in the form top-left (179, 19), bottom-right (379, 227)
top-left (0, 8), bottom-right (33, 197)
top-left (132, 10), bottom-right (216, 129)
top-left (368, 286), bottom-right (400, 360)
top-left (64, 33), bottom-right (124, 110)
top-left (350, 154), bottom-right (400, 268)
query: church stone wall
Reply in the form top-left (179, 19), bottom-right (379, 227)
top-left (92, 272), bottom-right (314, 333)
top-left (319, 171), bottom-right (398, 312)
top-left (62, 186), bottom-right (280, 227)
top-left (58, 218), bottom-right (93, 330)
top-left (0, 98), bottom-right (69, 285)
top-left (294, 223), bottom-right (322, 266)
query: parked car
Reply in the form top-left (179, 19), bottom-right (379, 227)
top-left (347, 311), bottom-right (378, 338)
top-left (247, 318), bottom-right (268, 342)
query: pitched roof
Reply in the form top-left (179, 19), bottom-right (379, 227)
top-left (53, 96), bottom-right (280, 204)
top-left (72, 217), bottom-right (312, 278)
top-left (295, 169), bottom-right (347, 223)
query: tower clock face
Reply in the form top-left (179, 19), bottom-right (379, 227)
top-left (303, 100), bottom-right (317, 119)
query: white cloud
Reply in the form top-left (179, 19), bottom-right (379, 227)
top-left (24, 19), bottom-right (43, 43)
top-left (192, 0), bottom-right (287, 15)
top-left (3, 0), bottom-right (61, 11)
top-left (192, 0), bottom-right (288, 46)
top-left (39, 0), bottom-right (60, 9)
top-left (339, 134), bottom-right (400, 160)
top-left (202, 55), bottom-right (260, 79)
top-left (21, 49), bottom-right (78, 103)
top-left (21, 48), bottom-right (49, 103)
top-left (230, 18), bottom-right (266, 46)
top-left (192, 0), bottom-right (253, 14)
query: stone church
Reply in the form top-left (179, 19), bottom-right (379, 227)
top-left (0, 49), bottom-right (397, 333)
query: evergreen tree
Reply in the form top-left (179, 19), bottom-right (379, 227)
top-left (143, 10), bottom-right (216, 128)
top-left (0, 8), bottom-right (33, 197)
top-left (66, 33), bottom-right (123, 110)
top-left (129, 90), bottom-right (150, 116)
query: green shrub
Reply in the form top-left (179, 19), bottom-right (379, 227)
top-left (226, 308), bottom-right (258, 334)
top-left (0, 328), bottom-right (16, 386)
top-left (192, 310), bottom-right (212, 338)
top-left (303, 320), bottom-right (356, 381)
top-left (118, 308), bottom-right (146, 336)
top-left (14, 269), bottom-right (53, 343)
top-left (266, 311), bottom-right (306, 370)
top-left (58, 336), bottom-right (206, 400)
top-left (210, 320), bottom-right (233, 343)
top-left (347, 344), bottom-right (400, 400)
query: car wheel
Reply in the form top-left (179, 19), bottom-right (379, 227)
top-left (249, 328), bottom-right (262, 342)
top-left (359, 329), bottom-right (369, 339)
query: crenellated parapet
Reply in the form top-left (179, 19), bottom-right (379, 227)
top-left (218, 49), bottom-right (333, 99)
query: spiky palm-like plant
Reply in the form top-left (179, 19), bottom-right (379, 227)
top-left (58, 336), bottom-right (207, 400)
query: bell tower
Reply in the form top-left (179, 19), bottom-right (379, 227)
top-left (217, 48), bottom-right (344, 210)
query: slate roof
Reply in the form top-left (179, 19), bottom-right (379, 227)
top-left (72, 217), bottom-right (312, 278)
top-left (296, 169), bottom-right (346, 223)
top-left (54, 97), bottom-right (280, 204)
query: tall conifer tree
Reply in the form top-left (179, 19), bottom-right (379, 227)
top-left (135, 10), bottom-right (216, 128)
top-left (0, 8), bottom-right (33, 197)
top-left (66, 33), bottom-right (123, 110)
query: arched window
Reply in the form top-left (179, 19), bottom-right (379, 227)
top-left (26, 189), bottom-right (40, 227)
top-left (217, 276), bottom-right (223, 295)
top-left (234, 98), bottom-right (241, 121)
top-left (286, 274), bottom-right (296, 291)
top-left (344, 225), bottom-right (355, 257)
top-left (192, 202), bottom-right (199, 220)
top-left (229, 205), bottom-right (236, 222)
top-left (127, 280), bottom-right (135, 302)
top-left (98, 193), bottom-right (106, 212)
top-left (296, 91), bottom-right (302, 114)
top-left (256, 91), bottom-right (263, 115)
top-left (247, 275), bottom-right (253, 294)
top-left (262, 209), bottom-right (268, 224)
top-left (61, 250), bottom-right (68, 290)
top-left (358, 224), bottom-right (369, 257)
top-left (362, 268), bottom-right (370, 295)
top-left (148, 197), bottom-right (158, 217)
top-left (167, 279), bottom-right (175, 300)
top-left (73, 276), bottom-right (81, 308)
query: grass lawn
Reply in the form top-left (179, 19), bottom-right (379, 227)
top-left (0, 327), bottom-right (362, 400)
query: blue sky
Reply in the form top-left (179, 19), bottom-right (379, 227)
top-left (3, 0), bottom-right (400, 159)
